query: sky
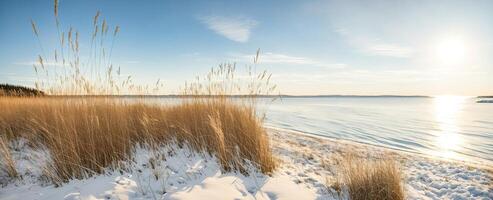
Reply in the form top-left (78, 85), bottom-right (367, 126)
top-left (0, 0), bottom-right (492, 96)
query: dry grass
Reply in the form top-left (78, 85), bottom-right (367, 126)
top-left (0, 96), bottom-right (276, 183)
top-left (0, 1), bottom-right (278, 185)
top-left (0, 136), bottom-right (17, 179)
top-left (331, 154), bottom-right (405, 200)
top-left (9, 15), bottom-right (279, 183)
top-left (30, 4), bottom-right (151, 95)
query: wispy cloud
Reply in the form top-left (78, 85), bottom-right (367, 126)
top-left (199, 15), bottom-right (258, 43)
top-left (335, 28), bottom-right (414, 58)
top-left (232, 52), bottom-right (346, 69)
top-left (367, 44), bottom-right (414, 57)
top-left (272, 69), bottom-right (439, 85)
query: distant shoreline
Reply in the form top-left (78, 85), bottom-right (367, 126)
top-left (8, 93), bottom-right (493, 98)
top-left (25, 94), bottom-right (432, 98)
top-left (13, 93), bottom-right (493, 99)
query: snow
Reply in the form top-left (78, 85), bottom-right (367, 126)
top-left (168, 174), bottom-right (316, 200)
top-left (0, 141), bottom-right (317, 200)
top-left (268, 128), bottom-right (493, 200)
top-left (1, 129), bottom-right (492, 200)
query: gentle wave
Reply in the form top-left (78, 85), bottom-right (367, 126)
top-left (261, 97), bottom-right (493, 166)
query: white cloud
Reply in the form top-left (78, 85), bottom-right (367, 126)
top-left (232, 52), bottom-right (346, 69)
top-left (199, 16), bottom-right (258, 43)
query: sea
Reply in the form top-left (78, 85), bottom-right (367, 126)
top-left (259, 96), bottom-right (493, 166)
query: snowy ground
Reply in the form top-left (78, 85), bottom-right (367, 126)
top-left (268, 128), bottom-right (493, 200)
top-left (1, 130), bottom-right (492, 200)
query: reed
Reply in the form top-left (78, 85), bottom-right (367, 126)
top-left (30, 1), bottom-right (155, 96)
top-left (0, 136), bottom-right (17, 179)
top-left (0, 96), bottom-right (276, 183)
top-left (332, 154), bottom-right (405, 200)
top-left (0, 0), bottom-right (278, 185)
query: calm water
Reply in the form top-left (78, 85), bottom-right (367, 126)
top-left (259, 96), bottom-right (493, 166)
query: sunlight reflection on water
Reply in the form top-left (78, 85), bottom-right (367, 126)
top-left (432, 96), bottom-right (467, 160)
top-left (261, 96), bottom-right (493, 166)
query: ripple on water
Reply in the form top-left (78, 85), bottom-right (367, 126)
top-left (263, 97), bottom-right (493, 166)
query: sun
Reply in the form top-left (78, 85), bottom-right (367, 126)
top-left (434, 35), bottom-right (467, 65)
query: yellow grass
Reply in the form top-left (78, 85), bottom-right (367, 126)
top-left (0, 136), bottom-right (17, 178)
top-left (332, 154), bottom-right (405, 200)
top-left (0, 96), bottom-right (276, 183)
top-left (0, 1), bottom-right (278, 185)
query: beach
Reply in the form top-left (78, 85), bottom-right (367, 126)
top-left (268, 128), bottom-right (493, 199)
top-left (1, 128), bottom-right (491, 200)
top-left (1, 0), bottom-right (493, 199)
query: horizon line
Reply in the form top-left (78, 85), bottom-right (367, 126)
top-left (40, 94), bottom-right (471, 98)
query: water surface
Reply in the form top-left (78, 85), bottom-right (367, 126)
top-left (260, 96), bottom-right (493, 166)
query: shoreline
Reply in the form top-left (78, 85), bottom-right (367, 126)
top-left (266, 126), bottom-right (493, 171)
top-left (268, 128), bottom-right (493, 199)
top-left (1, 128), bottom-right (491, 199)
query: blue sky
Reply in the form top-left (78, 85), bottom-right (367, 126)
top-left (1, 0), bottom-right (492, 95)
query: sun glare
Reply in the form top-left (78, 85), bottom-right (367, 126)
top-left (432, 96), bottom-right (466, 159)
top-left (434, 36), bottom-right (467, 65)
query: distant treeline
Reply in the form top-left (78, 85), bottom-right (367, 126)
top-left (0, 84), bottom-right (45, 96)
top-left (478, 96), bottom-right (493, 98)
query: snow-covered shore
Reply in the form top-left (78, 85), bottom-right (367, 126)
top-left (268, 128), bottom-right (493, 200)
top-left (1, 129), bottom-right (492, 200)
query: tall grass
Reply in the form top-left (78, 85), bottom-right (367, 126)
top-left (0, 61), bottom-right (278, 183)
top-left (0, 56), bottom-right (278, 184)
top-left (30, 0), bottom-right (152, 95)
top-left (0, 136), bottom-right (17, 179)
top-left (0, 1), bottom-right (277, 185)
top-left (0, 96), bottom-right (276, 183)
top-left (331, 154), bottom-right (405, 200)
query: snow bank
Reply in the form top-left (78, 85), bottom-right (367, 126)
top-left (1, 130), bottom-right (492, 200)
top-left (0, 140), bottom-right (317, 200)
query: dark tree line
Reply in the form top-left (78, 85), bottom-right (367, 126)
top-left (0, 84), bottom-right (45, 96)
